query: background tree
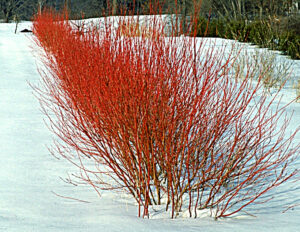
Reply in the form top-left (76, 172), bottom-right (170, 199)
top-left (1, 0), bottom-right (299, 22)
top-left (208, 0), bottom-right (299, 20)
top-left (0, 0), bottom-right (33, 22)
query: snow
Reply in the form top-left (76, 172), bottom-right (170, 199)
top-left (0, 21), bottom-right (300, 231)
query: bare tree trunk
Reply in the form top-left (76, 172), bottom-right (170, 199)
top-left (112, 0), bottom-right (117, 15)
top-left (259, 6), bottom-right (262, 19)
top-left (237, 0), bottom-right (241, 18)
top-left (37, 0), bottom-right (44, 14)
top-left (182, 0), bottom-right (187, 34)
top-left (4, 14), bottom-right (9, 23)
top-left (3, 9), bottom-right (12, 23)
top-left (242, 0), bottom-right (246, 19)
top-left (14, 15), bottom-right (19, 33)
top-left (64, 0), bottom-right (70, 12)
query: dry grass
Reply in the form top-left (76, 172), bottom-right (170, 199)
top-left (233, 45), bottom-right (292, 92)
top-left (118, 19), bottom-right (163, 38)
top-left (296, 79), bottom-right (300, 102)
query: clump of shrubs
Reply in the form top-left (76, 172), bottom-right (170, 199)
top-left (33, 10), bottom-right (299, 219)
top-left (194, 16), bottom-right (300, 60)
top-left (233, 46), bottom-right (293, 92)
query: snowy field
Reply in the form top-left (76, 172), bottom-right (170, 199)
top-left (0, 21), bottom-right (300, 231)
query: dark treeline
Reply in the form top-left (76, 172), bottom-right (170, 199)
top-left (0, 0), bottom-right (165, 22)
top-left (1, 0), bottom-right (299, 23)
top-left (1, 0), bottom-right (300, 58)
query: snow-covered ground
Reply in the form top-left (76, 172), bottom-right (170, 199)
top-left (0, 21), bottom-right (300, 231)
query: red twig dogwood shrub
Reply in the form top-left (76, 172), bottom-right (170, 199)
top-left (32, 10), bottom-right (300, 219)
